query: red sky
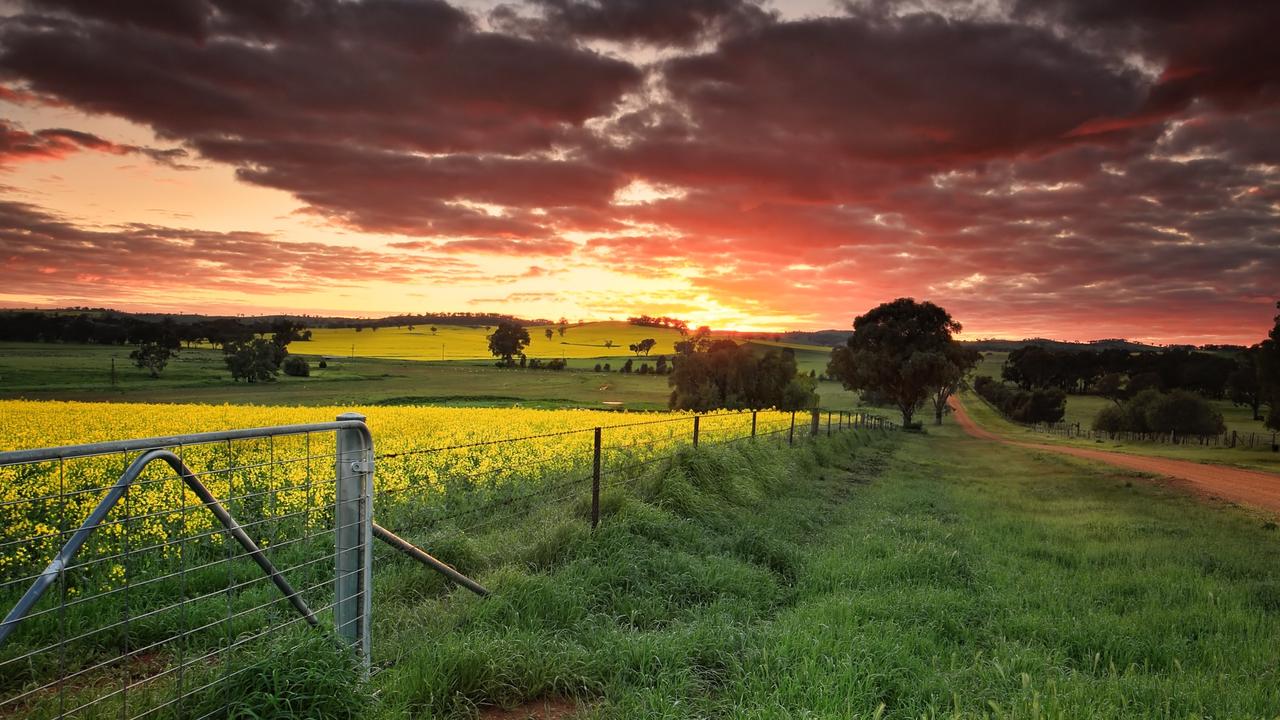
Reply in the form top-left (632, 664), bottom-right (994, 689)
top-left (0, 0), bottom-right (1277, 343)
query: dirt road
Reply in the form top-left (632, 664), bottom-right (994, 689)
top-left (949, 397), bottom-right (1280, 514)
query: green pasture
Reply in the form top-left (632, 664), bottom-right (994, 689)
top-left (0, 341), bottom-right (872, 413)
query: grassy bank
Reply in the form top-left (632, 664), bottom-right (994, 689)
top-left (960, 390), bottom-right (1280, 473)
top-left (222, 418), bottom-right (1280, 718)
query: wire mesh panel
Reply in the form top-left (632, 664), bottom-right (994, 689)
top-left (0, 407), bottom-right (885, 717)
top-left (0, 420), bottom-right (371, 720)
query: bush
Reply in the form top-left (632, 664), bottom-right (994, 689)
top-left (1092, 388), bottom-right (1225, 435)
top-left (1093, 404), bottom-right (1127, 432)
top-left (282, 356), bottom-right (310, 377)
top-left (973, 376), bottom-right (1066, 424)
top-left (594, 363), bottom-right (602, 372)
top-left (318, 359), bottom-right (327, 369)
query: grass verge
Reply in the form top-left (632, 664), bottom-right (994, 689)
top-left (366, 423), bottom-right (1280, 718)
top-left (959, 390), bottom-right (1280, 474)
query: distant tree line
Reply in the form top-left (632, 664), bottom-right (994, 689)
top-left (610, 356), bottom-right (671, 375)
top-left (1001, 345), bottom-right (1236, 398)
top-left (348, 312), bottom-right (550, 331)
top-left (1001, 301), bottom-right (1280, 431)
top-left (627, 315), bottom-right (689, 334)
top-left (0, 311), bottom-right (311, 348)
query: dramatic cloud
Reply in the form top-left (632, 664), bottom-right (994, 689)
top-left (2, 0), bottom-right (640, 233)
top-left (0, 0), bottom-right (1276, 341)
top-left (491, 0), bottom-right (775, 46)
top-left (0, 200), bottom-right (477, 300)
top-left (0, 119), bottom-right (191, 167)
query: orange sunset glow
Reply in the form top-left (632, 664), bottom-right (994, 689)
top-left (0, 0), bottom-right (1277, 342)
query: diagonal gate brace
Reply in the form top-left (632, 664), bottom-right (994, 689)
top-left (372, 523), bottom-right (490, 597)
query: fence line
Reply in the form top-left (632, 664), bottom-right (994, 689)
top-left (971, 392), bottom-right (1278, 452)
top-left (1028, 422), bottom-right (1278, 451)
top-left (0, 407), bottom-right (894, 718)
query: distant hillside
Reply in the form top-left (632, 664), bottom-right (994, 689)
top-left (778, 330), bottom-right (852, 347)
top-left (0, 307), bottom-right (552, 328)
top-left (2, 308), bottom-right (1171, 354)
top-left (962, 338), bottom-right (1160, 353)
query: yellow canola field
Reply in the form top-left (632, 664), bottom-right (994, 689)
top-left (301, 321), bottom-right (688, 361)
top-left (0, 400), bottom-right (792, 585)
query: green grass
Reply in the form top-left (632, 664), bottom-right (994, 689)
top-left (10, 417), bottom-right (1280, 718)
top-left (0, 342), bottom-right (876, 412)
top-left (960, 390), bottom-right (1280, 473)
top-left (356, 417), bottom-right (1280, 718)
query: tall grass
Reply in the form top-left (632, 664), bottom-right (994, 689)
top-left (371, 426), bottom-right (1280, 719)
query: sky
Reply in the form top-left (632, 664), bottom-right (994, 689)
top-left (0, 0), bottom-right (1276, 343)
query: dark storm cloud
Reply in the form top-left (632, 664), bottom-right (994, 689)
top-left (0, 0), bottom-right (1276, 340)
top-left (658, 13), bottom-right (1147, 164)
top-left (490, 0), bottom-right (775, 46)
top-left (0, 119), bottom-right (191, 167)
top-left (1014, 0), bottom-right (1280, 117)
top-left (2, 0), bottom-right (640, 234)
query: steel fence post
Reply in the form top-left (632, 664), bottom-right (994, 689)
top-left (335, 412), bottom-right (372, 670)
top-left (789, 412), bottom-right (795, 446)
top-left (751, 410), bottom-right (757, 438)
top-left (591, 427), bottom-right (602, 530)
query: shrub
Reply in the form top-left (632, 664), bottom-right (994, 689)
top-left (1145, 389), bottom-right (1226, 434)
top-left (594, 363), bottom-right (602, 372)
top-left (1092, 388), bottom-right (1225, 435)
top-left (974, 376), bottom-right (1066, 424)
top-left (1092, 404), bottom-right (1126, 432)
top-left (318, 359), bottom-right (328, 369)
top-left (282, 355), bottom-right (310, 377)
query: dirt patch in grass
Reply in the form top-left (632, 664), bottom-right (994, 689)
top-left (478, 697), bottom-right (581, 719)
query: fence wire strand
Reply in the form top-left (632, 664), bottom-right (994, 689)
top-left (0, 408), bottom-right (892, 719)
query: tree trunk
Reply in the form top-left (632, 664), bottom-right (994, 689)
top-left (935, 405), bottom-right (944, 425)
top-left (901, 407), bottom-right (914, 427)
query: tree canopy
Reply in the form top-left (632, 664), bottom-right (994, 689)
top-left (488, 320), bottom-right (531, 366)
top-left (827, 298), bottom-right (964, 426)
top-left (668, 341), bottom-right (816, 412)
top-left (1261, 301), bottom-right (1280, 430)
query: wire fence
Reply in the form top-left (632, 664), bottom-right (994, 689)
top-left (0, 408), bottom-right (893, 718)
top-left (972, 393), bottom-right (1279, 452)
top-left (1028, 421), bottom-right (1279, 451)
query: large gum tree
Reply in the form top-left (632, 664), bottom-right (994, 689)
top-left (828, 298), bottom-right (968, 427)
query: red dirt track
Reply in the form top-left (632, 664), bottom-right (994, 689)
top-left (949, 397), bottom-right (1280, 514)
